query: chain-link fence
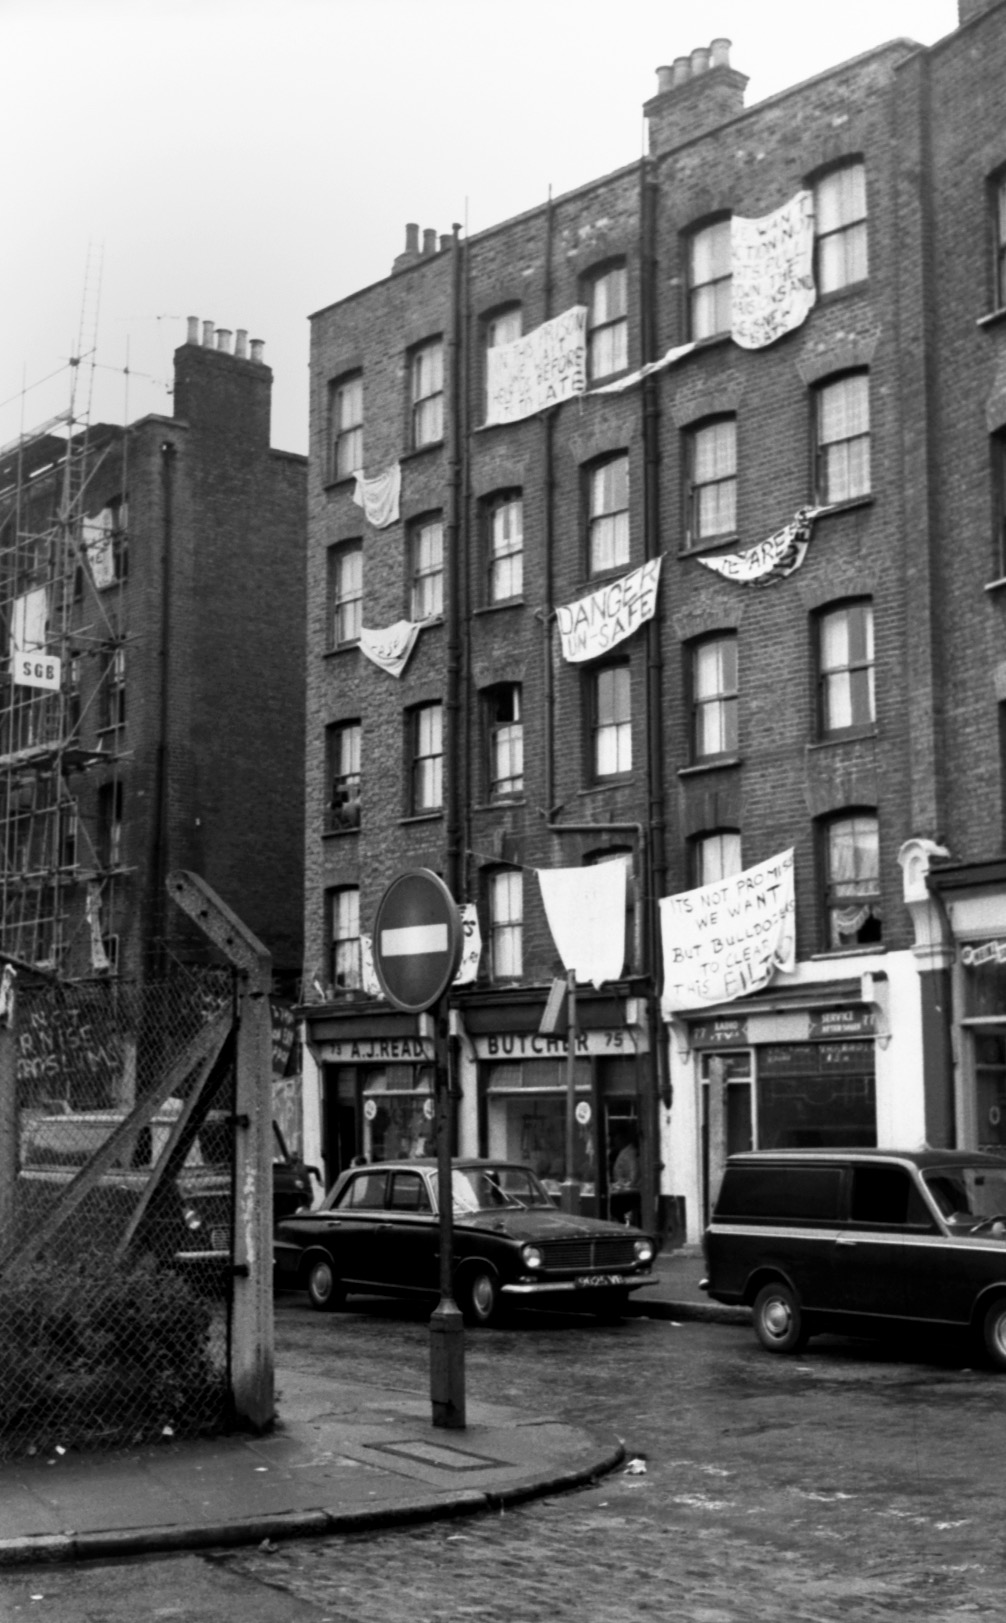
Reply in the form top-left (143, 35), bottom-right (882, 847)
top-left (0, 969), bottom-right (238, 1459)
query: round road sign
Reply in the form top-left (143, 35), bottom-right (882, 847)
top-left (372, 869), bottom-right (464, 1013)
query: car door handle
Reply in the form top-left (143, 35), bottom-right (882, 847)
top-left (836, 1237), bottom-right (858, 1247)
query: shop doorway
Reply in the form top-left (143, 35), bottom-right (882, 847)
top-left (321, 1065), bottom-right (359, 1191)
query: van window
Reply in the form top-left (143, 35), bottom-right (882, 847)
top-left (849, 1165), bottom-right (930, 1226)
top-left (714, 1164), bottom-right (842, 1221)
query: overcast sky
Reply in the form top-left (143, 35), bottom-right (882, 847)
top-left (0, 0), bottom-right (959, 458)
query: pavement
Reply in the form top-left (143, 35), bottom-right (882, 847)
top-left (0, 1246), bottom-right (746, 1569)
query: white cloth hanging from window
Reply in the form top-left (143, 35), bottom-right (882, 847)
top-left (660, 848), bottom-right (795, 1014)
top-left (359, 620), bottom-right (421, 678)
top-left (485, 306), bottom-right (587, 425)
top-left (731, 190), bottom-right (816, 350)
top-left (537, 862), bottom-right (626, 990)
top-left (352, 461), bottom-right (401, 529)
top-left (696, 507), bottom-right (822, 587)
top-left (557, 557), bottom-right (662, 662)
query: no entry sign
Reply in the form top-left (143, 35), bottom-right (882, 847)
top-left (372, 869), bottom-right (464, 1013)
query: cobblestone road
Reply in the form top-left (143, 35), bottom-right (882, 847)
top-left (3, 1298), bottom-right (1005, 1621)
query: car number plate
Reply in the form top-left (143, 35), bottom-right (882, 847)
top-left (580, 1273), bottom-right (624, 1288)
top-left (210, 1227), bottom-right (229, 1252)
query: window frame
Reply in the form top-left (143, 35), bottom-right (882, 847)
top-left (688, 218), bottom-right (732, 341)
top-left (484, 683), bottom-right (524, 801)
top-left (408, 513), bottom-right (444, 621)
top-left (325, 720), bottom-right (362, 833)
top-left (813, 160), bottom-right (868, 296)
top-left (99, 644), bottom-right (126, 736)
top-left (816, 598), bottom-right (876, 740)
top-left (994, 429), bottom-right (1006, 579)
top-left (995, 170), bottom-right (1006, 312)
top-left (486, 491), bottom-right (523, 604)
top-left (585, 262), bottom-right (628, 383)
top-left (329, 372), bottom-right (363, 483)
top-left (692, 830), bottom-right (743, 887)
top-left (587, 452), bottom-right (630, 577)
top-left (411, 338), bottom-right (444, 450)
top-left (690, 633), bottom-right (739, 763)
top-left (329, 885), bottom-right (362, 991)
top-left (685, 416), bottom-right (738, 547)
top-left (329, 540), bottom-right (363, 648)
top-left (483, 304), bottom-right (523, 418)
top-left (821, 810), bottom-right (883, 951)
top-left (590, 660), bottom-right (632, 781)
top-left (488, 868), bottom-right (523, 981)
top-left (815, 371), bottom-right (871, 507)
top-left (98, 780), bottom-right (124, 869)
top-left (408, 701), bottom-right (443, 814)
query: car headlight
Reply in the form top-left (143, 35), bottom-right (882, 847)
top-left (182, 1205), bottom-right (203, 1233)
top-left (634, 1239), bottom-right (654, 1264)
top-left (521, 1244), bottom-right (544, 1269)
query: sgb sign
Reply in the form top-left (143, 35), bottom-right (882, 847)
top-left (12, 650), bottom-right (61, 692)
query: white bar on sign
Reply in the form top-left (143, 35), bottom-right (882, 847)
top-left (381, 923), bottom-right (449, 957)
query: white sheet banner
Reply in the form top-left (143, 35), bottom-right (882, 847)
top-left (82, 510), bottom-right (116, 588)
top-left (86, 881), bottom-right (111, 973)
top-left (537, 861), bottom-right (626, 990)
top-left (696, 508), bottom-right (819, 587)
top-left (485, 306), bottom-right (587, 425)
top-left (557, 557), bottom-right (663, 663)
top-left (590, 342), bottom-right (695, 394)
top-left (731, 190), bottom-right (816, 350)
top-left (359, 620), bottom-right (422, 678)
top-left (360, 934), bottom-right (384, 998)
top-left (660, 849), bottom-right (796, 1014)
top-left (454, 902), bottom-right (482, 985)
top-left (352, 461), bottom-right (401, 529)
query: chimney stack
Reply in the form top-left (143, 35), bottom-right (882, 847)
top-left (422, 227), bottom-right (437, 255)
top-left (644, 38), bottom-right (748, 156)
top-left (202, 320), bottom-right (215, 347)
top-left (215, 328), bottom-right (232, 353)
top-left (186, 315), bottom-right (200, 344)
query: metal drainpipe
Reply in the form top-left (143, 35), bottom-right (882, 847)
top-left (445, 225), bottom-right (464, 903)
top-left (542, 192), bottom-right (556, 817)
top-left (640, 157), bottom-right (670, 1240)
top-left (152, 439), bottom-right (176, 977)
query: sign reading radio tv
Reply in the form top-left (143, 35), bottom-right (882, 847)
top-left (372, 870), bottom-right (464, 1014)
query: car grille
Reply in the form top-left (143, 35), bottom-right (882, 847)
top-left (539, 1237), bottom-right (640, 1273)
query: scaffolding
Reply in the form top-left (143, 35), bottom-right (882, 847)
top-left (0, 375), bottom-right (130, 978)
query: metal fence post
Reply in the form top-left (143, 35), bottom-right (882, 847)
top-left (0, 973), bottom-right (16, 1252)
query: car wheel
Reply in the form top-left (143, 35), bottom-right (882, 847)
top-left (306, 1254), bottom-right (345, 1312)
top-left (753, 1280), bottom-right (808, 1355)
top-left (461, 1266), bottom-right (501, 1327)
top-left (982, 1298), bottom-right (1006, 1369)
top-left (593, 1288), bottom-right (630, 1322)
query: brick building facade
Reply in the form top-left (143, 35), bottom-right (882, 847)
top-left (302, 1), bottom-right (1006, 1241)
top-left (0, 323), bottom-right (306, 999)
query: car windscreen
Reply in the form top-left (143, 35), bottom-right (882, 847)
top-left (923, 1164), bottom-right (1006, 1227)
top-left (441, 1167), bottom-right (553, 1213)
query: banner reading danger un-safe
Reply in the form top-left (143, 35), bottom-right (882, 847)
top-left (557, 557), bottom-right (662, 663)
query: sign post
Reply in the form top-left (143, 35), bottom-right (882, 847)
top-left (372, 870), bottom-right (465, 1429)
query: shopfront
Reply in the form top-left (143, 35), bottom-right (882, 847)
top-left (928, 859), bottom-right (1006, 1155)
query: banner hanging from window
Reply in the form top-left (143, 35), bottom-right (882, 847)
top-left (557, 556), bottom-right (663, 663)
top-left (660, 848), bottom-right (796, 1014)
top-left (359, 619), bottom-right (422, 678)
top-left (352, 461), bottom-right (401, 529)
top-left (485, 306), bottom-right (587, 425)
top-left (590, 342), bottom-right (695, 395)
top-left (696, 507), bottom-right (820, 587)
top-left (537, 861), bottom-right (626, 989)
top-left (731, 190), bottom-right (816, 350)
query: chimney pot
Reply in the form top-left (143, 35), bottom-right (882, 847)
top-left (672, 55), bottom-right (691, 87)
top-left (710, 37), bottom-right (731, 68)
top-left (235, 328), bottom-right (248, 359)
top-left (422, 228), bottom-right (437, 255)
top-left (440, 233), bottom-right (452, 251)
top-left (656, 64), bottom-right (674, 94)
top-left (405, 222), bottom-right (420, 253)
top-left (215, 328), bottom-right (232, 353)
top-left (249, 338), bottom-right (265, 364)
top-left (186, 315), bottom-right (200, 344)
top-left (202, 320), bottom-right (214, 347)
top-left (690, 45), bottom-right (710, 75)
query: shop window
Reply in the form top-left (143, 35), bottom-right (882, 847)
top-left (409, 515), bottom-right (443, 621)
top-left (484, 305), bottom-right (522, 417)
top-left (329, 372), bottom-right (363, 482)
top-left (817, 599), bottom-right (875, 737)
top-left (590, 661), bottom-right (631, 779)
top-left (407, 701), bottom-right (442, 813)
top-left (815, 372), bottom-right (870, 505)
top-left (975, 1031), bottom-right (1006, 1153)
top-left (756, 1041), bottom-right (876, 1149)
top-left (488, 869), bottom-right (522, 979)
top-left (329, 541), bottom-right (363, 647)
top-left (693, 830), bottom-right (742, 886)
top-left (485, 1061), bottom-right (593, 1196)
top-left (686, 417), bottom-right (737, 546)
top-left (329, 885), bottom-right (361, 990)
top-left (411, 338), bottom-right (443, 448)
top-left (485, 683), bottom-right (523, 799)
top-left (688, 219), bottom-right (732, 340)
top-left (814, 161), bottom-right (868, 293)
top-left (822, 812), bottom-right (882, 949)
top-left (486, 492), bottom-right (523, 603)
top-left (325, 720), bottom-right (361, 832)
top-left (690, 633), bottom-right (738, 761)
top-left (586, 262), bottom-right (628, 382)
top-left (587, 453), bottom-right (629, 575)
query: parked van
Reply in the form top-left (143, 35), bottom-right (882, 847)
top-left (702, 1148), bottom-right (1006, 1368)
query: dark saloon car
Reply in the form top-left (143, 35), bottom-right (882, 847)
top-left (702, 1148), bottom-right (1006, 1367)
top-left (273, 1158), bottom-right (656, 1324)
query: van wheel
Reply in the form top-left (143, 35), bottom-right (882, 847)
top-left (982, 1298), bottom-right (1006, 1369)
top-left (306, 1254), bottom-right (345, 1312)
top-left (753, 1281), bottom-right (808, 1355)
